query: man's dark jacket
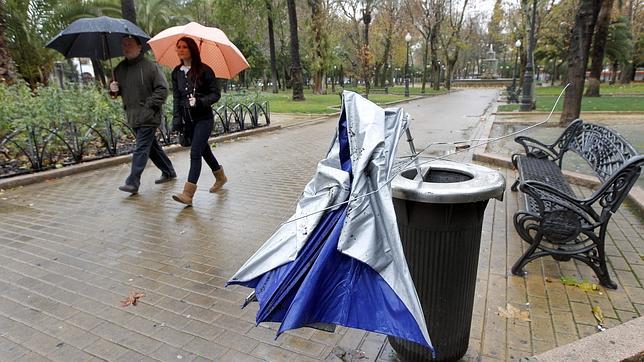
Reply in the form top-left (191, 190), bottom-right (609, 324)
top-left (112, 52), bottom-right (168, 128)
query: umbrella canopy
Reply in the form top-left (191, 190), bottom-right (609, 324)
top-left (46, 16), bottom-right (150, 60)
top-left (228, 91), bottom-right (434, 354)
top-left (147, 22), bottom-right (249, 79)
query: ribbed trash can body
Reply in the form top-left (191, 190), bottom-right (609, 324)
top-left (387, 161), bottom-right (505, 362)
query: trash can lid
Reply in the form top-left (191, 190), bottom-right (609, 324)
top-left (391, 160), bottom-right (506, 204)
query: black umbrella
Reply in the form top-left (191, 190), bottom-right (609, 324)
top-left (46, 16), bottom-right (150, 79)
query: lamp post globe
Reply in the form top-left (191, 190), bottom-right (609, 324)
top-left (404, 32), bottom-right (411, 97)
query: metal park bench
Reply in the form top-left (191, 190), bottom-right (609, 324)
top-left (510, 119), bottom-right (643, 289)
top-left (506, 85), bottom-right (519, 103)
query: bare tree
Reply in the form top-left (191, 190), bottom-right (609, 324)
top-left (406, 0), bottom-right (445, 91)
top-left (439, 0), bottom-right (468, 90)
top-left (373, 0), bottom-right (399, 88)
top-left (585, 0), bottom-right (615, 97)
top-left (286, 0), bottom-right (305, 101)
top-left (560, 0), bottom-right (601, 125)
top-left (619, 0), bottom-right (641, 84)
top-left (336, 0), bottom-right (380, 96)
top-left (309, 0), bottom-right (328, 94)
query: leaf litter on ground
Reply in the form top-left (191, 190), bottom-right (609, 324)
top-left (560, 276), bottom-right (600, 292)
top-left (120, 291), bottom-right (145, 307)
top-left (592, 305), bottom-right (607, 331)
top-left (497, 303), bottom-right (531, 322)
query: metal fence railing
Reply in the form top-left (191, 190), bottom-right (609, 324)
top-left (0, 101), bottom-right (270, 179)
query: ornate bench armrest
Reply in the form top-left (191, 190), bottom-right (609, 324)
top-left (514, 136), bottom-right (561, 161)
top-left (585, 155), bottom-right (644, 212)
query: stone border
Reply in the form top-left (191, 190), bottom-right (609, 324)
top-left (0, 125), bottom-right (281, 190)
top-left (495, 111), bottom-right (644, 116)
top-left (528, 316), bottom-right (644, 361)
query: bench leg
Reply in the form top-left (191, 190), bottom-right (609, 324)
top-left (511, 236), bottom-right (543, 276)
top-left (511, 179), bottom-right (519, 192)
top-left (572, 242), bottom-right (618, 290)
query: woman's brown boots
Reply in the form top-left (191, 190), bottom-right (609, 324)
top-left (209, 167), bottom-right (228, 193)
top-left (173, 168), bottom-right (226, 205)
top-left (172, 182), bottom-right (197, 205)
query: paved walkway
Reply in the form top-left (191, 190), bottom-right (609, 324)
top-left (0, 90), bottom-right (642, 361)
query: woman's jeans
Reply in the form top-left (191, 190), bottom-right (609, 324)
top-left (188, 118), bottom-right (220, 184)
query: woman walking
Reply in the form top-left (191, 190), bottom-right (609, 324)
top-left (171, 36), bottom-right (227, 205)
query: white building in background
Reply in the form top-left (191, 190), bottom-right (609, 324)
top-left (73, 58), bottom-right (94, 81)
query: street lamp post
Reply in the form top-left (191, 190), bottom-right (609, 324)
top-left (405, 32), bottom-right (411, 97)
top-left (332, 65), bottom-right (337, 93)
top-left (520, 0), bottom-right (537, 111)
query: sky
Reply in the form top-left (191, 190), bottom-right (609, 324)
top-left (466, 0), bottom-right (518, 20)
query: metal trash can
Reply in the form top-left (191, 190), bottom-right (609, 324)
top-left (388, 160), bottom-right (505, 361)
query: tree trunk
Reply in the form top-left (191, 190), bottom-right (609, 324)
top-left (0, 4), bottom-right (17, 84)
top-left (430, 32), bottom-right (439, 90)
top-left (560, 0), bottom-right (600, 125)
top-left (585, 0), bottom-right (614, 97)
top-left (610, 61), bottom-right (618, 84)
top-left (121, 0), bottom-right (137, 24)
top-left (266, 0), bottom-right (279, 93)
top-left (550, 57), bottom-right (556, 86)
top-left (445, 64), bottom-right (454, 90)
top-left (362, 3), bottom-right (372, 97)
top-left (286, 0), bottom-right (305, 101)
top-left (620, 62), bottom-right (632, 84)
top-left (379, 37), bottom-right (392, 87)
top-left (421, 38), bottom-right (429, 93)
top-left (309, 0), bottom-right (326, 94)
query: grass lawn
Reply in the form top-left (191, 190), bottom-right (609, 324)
top-left (535, 83), bottom-right (644, 96)
top-left (262, 90), bottom-right (408, 114)
top-left (498, 95), bottom-right (644, 112)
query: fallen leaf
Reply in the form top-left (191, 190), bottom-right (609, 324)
top-left (120, 291), bottom-right (145, 307)
top-left (578, 281), bottom-right (600, 292)
top-left (560, 276), bottom-right (601, 292)
top-left (560, 276), bottom-right (578, 286)
top-left (544, 277), bottom-right (552, 283)
top-left (497, 303), bottom-right (531, 322)
top-left (592, 305), bottom-right (605, 325)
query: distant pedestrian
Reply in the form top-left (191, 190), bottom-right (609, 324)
top-left (171, 36), bottom-right (227, 206)
top-left (110, 35), bottom-right (176, 194)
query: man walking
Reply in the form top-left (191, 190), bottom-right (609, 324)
top-left (110, 35), bottom-right (176, 194)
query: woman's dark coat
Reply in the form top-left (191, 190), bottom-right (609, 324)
top-left (171, 63), bottom-right (221, 129)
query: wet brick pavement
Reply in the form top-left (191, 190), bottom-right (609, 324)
top-left (0, 89), bottom-right (642, 361)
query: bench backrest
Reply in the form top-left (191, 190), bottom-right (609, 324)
top-left (565, 121), bottom-right (639, 183)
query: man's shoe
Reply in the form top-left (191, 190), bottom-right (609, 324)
top-left (118, 184), bottom-right (139, 194)
top-left (155, 173), bottom-right (177, 184)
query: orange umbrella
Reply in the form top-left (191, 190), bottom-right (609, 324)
top-left (147, 22), bottom-right (249, 79)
